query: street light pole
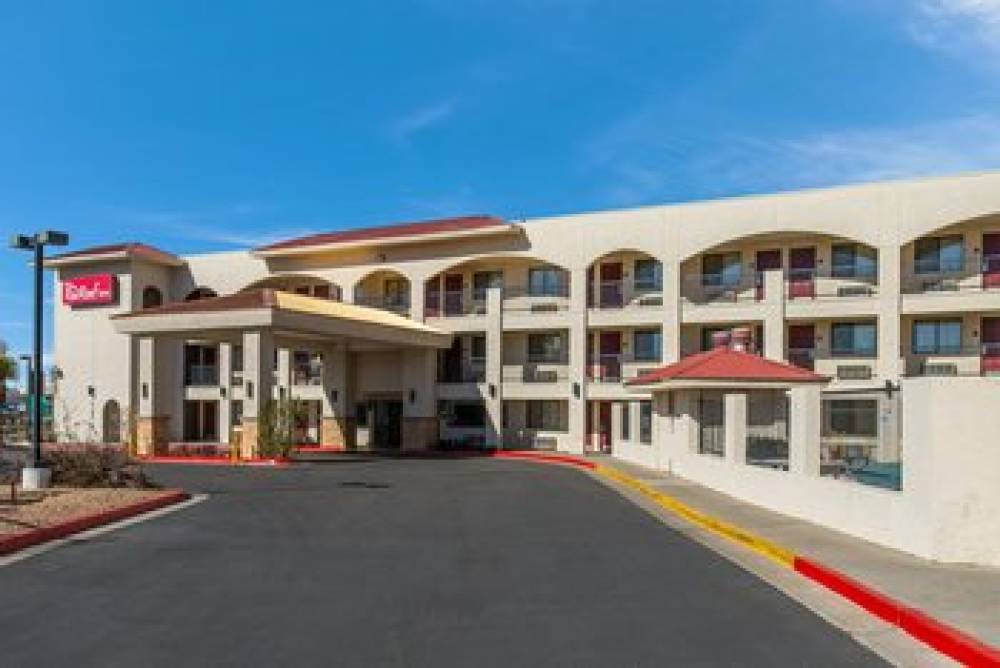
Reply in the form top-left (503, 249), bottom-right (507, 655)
top-left (9, 230), bottom-right (68, 489)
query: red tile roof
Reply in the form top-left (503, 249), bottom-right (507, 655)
top-left (256, 215), bottom-right (510, 252)
top-left (112, 289), bottom-right (276, 319)
top-left (47, 242), bottom-right (182, 266)
top-left (628, 347), bottom-right (828, 386)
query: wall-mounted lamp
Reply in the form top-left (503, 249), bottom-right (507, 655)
top-left (573, 382), bottom-right (581, 399)
top-left (220, 387), bottom-right (227, 398)
top-left (87, 385), bottom-right (95, 398)
top-left (141, 383), bottom-right (149, 400)
top-left (246, 381), bottom-right (254, 399)
top-left (409, 389), bottom-right (416, 404)
top-left (330, 388), bottom-right (339, 403)
top-left (489, 384), bottom-right (496, 399)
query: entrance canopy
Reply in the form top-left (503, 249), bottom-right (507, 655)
top-left (112, 288), bottom-right (452, 350)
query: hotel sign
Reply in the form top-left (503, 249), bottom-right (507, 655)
top-left (63, 274), bottom-right (116, 306)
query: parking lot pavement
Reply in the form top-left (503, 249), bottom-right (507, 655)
top-left (0, 458), bottom-right (884, 667)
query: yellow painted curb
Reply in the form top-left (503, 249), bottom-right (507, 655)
top-left (594, 464), bottom-right (796, 568)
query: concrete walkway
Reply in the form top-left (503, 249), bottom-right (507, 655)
top-left (596, 455), bottom-right (1000, 649)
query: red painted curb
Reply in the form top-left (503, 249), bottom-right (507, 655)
top-left (137, 455), bottom-right (290, 467)
top-left (489, 450), bottom-right (597, 469)
top-left (0, 490), bottom-right (190, 557)
top-left (794, 557), bottom-right (1000, 666)
top-left (293, 446), bottom-right (347, 453)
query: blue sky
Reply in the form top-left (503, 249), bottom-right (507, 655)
top-left (2, 0), bottom-right (1000, 375)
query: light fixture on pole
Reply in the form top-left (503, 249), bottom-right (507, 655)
top-left (10, 230), bottom-right (69, 489)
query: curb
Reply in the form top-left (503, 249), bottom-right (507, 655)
top-left (0, 490), bottom-right (190, 557)
top-left (492, 451), bottom-right (1000, 667)
top-left (137, 455), bottom-right (291, 467)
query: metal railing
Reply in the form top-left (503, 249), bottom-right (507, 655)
top-left (185, 365), bottom-right (219, 386)
top-left (590, 279), bottom-right (664, 309)
top-left (354, 296), bottom-right (411, 315)
top-left (437, 365), bottom-right (486, 384)
top-left (902, 256), bottom-right (1000, 294)
top-left (501, 284), bottom-right (571, 313)
top-left (587, 353), bottom-right (662, 382)
top-left (502, 365), bottom-right (569, 383)
top-left (902, 345), bottom-right (1000, 377)
top-left (425, 289), bottom-right (489, 318)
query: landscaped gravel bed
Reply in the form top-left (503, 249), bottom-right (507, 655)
top-left (0, 487), bottom-right (166, 535)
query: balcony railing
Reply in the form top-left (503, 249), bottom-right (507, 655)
top-left (502, 284), bottom-right (570, 313)
top-left (591, 279), bottom-right (664, 309)
top-left (587, 353), bottom-right (662, 382)
top-left (785, 268), bottom-right (878, 301)
top-left (903, 346), bottom-right (1000, 377)
top-left (185, 365), bottom-right (219, 387)
top-left (788, 347), bottom-right (878, 380)
top-left (437, 364), bottom-right (486, 384)
top-left (502, 364), bottom-right (569, 383)
top-left (355, 295), bottom-right (411, 315)
top-left (425, 289), bottom-right (489, 318)
top-left (902, 256), bottom-right (1000, 295)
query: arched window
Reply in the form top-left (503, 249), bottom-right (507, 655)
top-left (142, 286), bottom-right (163, 309)
top-left (185, 287), bottom-right (218, 302)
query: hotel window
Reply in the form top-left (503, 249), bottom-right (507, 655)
top-left (701, 252), bottom-right (742, 287)
top-left (528, 265), bottom-right (565, 297)
top-left (527, 400), bottom-right (564, 430)
top-left (824, 399), bottom-right (877, 438)
top-left (633, 259), bottom-right (662, 291)
top-left (639, 400), bottom-right (653, 444)
top-left (528, 332), bottom-right (566, 363)
top-left (184, 344), bottom-right (219, 386)
top-left (831, 244), bottom-right (877, 278)
top-left (633, 329), bottom-right (661, 362)
top-left (914, 235), bottom-right (964, 274)
top-left (831, 322), bottom-right (877, 357)
top-left (472, 271), bottom-right (503, 300)
top-left (384, 278), bottom-right (409, 307)
top-left (469, 335), bottom-right (487, 363)
top-left (912, 320), bottom-right (962, 354)
top-left (141, 286), bottom-right (163, 309)
top-left (442, 400), bottom-right (486, 428)
top-left (620, 403), bottom-right (630, 440)
top-left (293, 351), bottom-right (323, 385)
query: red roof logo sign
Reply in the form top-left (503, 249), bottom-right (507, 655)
top-left (63, 274), bottom-right (117, 307)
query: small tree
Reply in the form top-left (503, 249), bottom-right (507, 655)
top-left (256, 397), bottom-right (308, 459)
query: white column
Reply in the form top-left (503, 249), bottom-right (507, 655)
top-left (662, 259), bottom-right (682, 363)
top-left (568, 267), bottom-right (588, 453)
top-left (877, 245), bottom-right (902, 381)
top-left (410, 278), bottom-right (425, 321)
top-left (723, 391), bottom-right (747, 465)
top-left (788, 384), bottom-right (822, 476)
top-left (219, 342), bottom-right (232, 445)
top-left (276, 347), bottom-right (291, 401)
top-left (242, 329), bottom-right (275, 458)
top-left (138, 336), bottom-right (156, 420)
top-left (485, 286), bottom-right (504, 448)
top-left (763, 269), bottom-right (786, 361)
top-left (321, 344), bottom-right (347, 418)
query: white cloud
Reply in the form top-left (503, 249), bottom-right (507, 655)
top-left (907, 0), bottom-right (1000, 53)
top-left (584, 113), bottom-right (1000, 206)
top-left (387, 98), bottom-right (458, 145)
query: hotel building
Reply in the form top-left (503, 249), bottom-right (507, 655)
top-left (46, 171), bottom-right (1000, 465)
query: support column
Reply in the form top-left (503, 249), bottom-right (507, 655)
top-left (276, 347), bottom-right (291, 401)
top-left (662, 259), bottom-right (682, 363)
top-left (401, 348), bottom-right (438, 451)
top-left (568, 267), bottom-right (588, 454)
top-left (723, 391), bottom-right (747, 465)
top-left (877, 245), bottom-right (902, 381)
top-left (136, 336), bottom-right (168, 456)
top-left (241, 330), bottom-right (275, 459)
top-left (485, 286), bottom-right (503, 448)
top-left (320, 344), bottom-right (352, 449)
top-left (788, 385), bottom-right (822, 476)
top-left (218, 343), bottom-right (232, 446)
top-left (410, 278), bottom-right (426, 322)
top-left (763, 269), bottom-right (786, 361)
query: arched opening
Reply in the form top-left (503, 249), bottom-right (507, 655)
top-left (185, 287), bottom-right (218, 302)
top-left (141, 286), bottom-right (163, 309)
top-left (424, 255), bottom-right (570, 318)
top-left (587, 249), bottom-right (662, 309)
top-left (353, 269), bottom-right (410, 315)
top-left (241, 274), bottom-right (341, 300)
top-left (102, 399), bottom-right (121, 444)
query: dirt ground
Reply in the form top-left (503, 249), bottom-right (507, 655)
top-left (0, 487), bottom-right (166, 535)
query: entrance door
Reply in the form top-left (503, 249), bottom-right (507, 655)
top-left (372, 399), bottom-right (403, 450)
top-left (789, 247), bottom-right (817, 299)
top-left (599, 331), bottom-right (622, 381)
top-left (755, 249), bottom-right (782, 301)
top-left (788, 324), bottom-right (816, 370)
top-left (982, 317), bottom-right (1000, 375)
top-left (183, 400), bottom-right (219, 442)
top-left (983, 233), bottom-right (1000, 288)
top-left (599, 262), bottom-right (623, 307)
top-left (444, 274), bottom-right (464, 315)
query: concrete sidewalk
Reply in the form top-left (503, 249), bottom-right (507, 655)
top-left (596, 455), bottom-right (1000, 649)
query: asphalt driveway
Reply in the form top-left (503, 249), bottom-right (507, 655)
top-left (0, 457), bottom-right (883, 667)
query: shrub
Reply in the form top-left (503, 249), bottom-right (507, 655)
top-left (46, 446), bottom-right (156, 489)
top-left (257, 398), bottom-right (307, 459)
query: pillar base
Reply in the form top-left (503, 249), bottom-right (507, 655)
top-left (240, 419), bottom-right (260, 459)
top-left (136, 416), bottom-right (170, 456)
top-left (320, 417), bottom-right (355, 449)
top-left (21, 466), bottom-right (52, 490)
